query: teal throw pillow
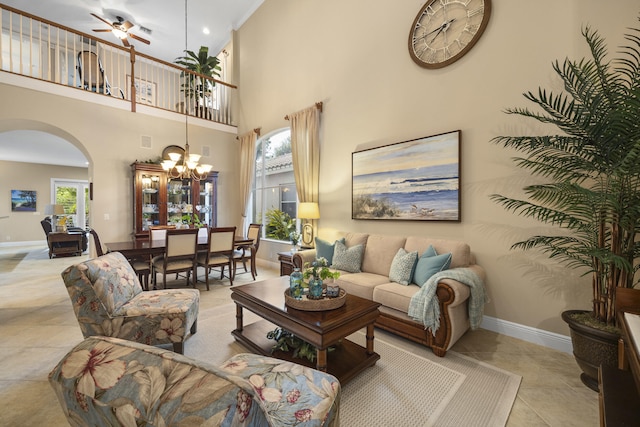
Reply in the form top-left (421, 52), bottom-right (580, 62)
top-left (331, 241), bottom-right (364, 273)
top-left (413, 252), bottom-right (452, 287)
top-left (389, 248), bottom-right (418, 285)
top-left (410, 245), bottom-right (437, 284)
top-left (315, 237), bottom-right (346, 265)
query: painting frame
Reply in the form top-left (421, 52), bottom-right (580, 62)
top-left (352, 130), bottom-right (461, 222)
top-left (126, 75), bottom-right (156, 106)
top-left (11, 189), bottom-right (37, 212)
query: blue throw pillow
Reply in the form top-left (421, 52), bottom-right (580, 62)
top-left (331, 241), bottom-right (364, 273)
top-left (389, 248), bottom-right (419, 285)
top-left (315, 237), bottom-right (345, 265)
top-left (413, 252), bottom-right (452, 287)
top-left (410, 245), bottom-right (437, 284)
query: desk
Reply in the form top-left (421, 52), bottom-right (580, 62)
top-left (105, 236), bottom-right (254, 259)
top-left (598, 288), bottom-right (640, 426)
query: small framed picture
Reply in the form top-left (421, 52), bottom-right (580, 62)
top-left (127, 75), bottom-right (156, 106)
top-left (11, 189), bottom-right (37, 212)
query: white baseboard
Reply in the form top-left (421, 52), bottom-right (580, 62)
top-left (0, 240), bottom-right (46, 248)
top-left (481, 315), bottom-right (573, 354)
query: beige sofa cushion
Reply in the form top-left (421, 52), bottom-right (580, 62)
top-left (335, 272), bottom-right (391, 300)
top-left (373, 280), bottom-right (471, 313)
top-left (361, 234), bottom-right (407, 276)
top-left (404, 237), bottom-right (471, 268)
top-left (344, 232), bottom-right (369, 248)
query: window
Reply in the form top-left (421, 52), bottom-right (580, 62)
top-left (252, 128), bottom-right (299, 241)
top-left (52, 179), bottom-right (89, 229)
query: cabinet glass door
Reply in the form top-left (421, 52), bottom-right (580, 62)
top-left (141, 173), bottom-right (161, 231)
top-left (197, 180), bottom-right (215, 227)
top-left (167, 178), bottom-right (193, 225)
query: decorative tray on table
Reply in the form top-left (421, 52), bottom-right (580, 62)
top-left (284, 288), bottom-right (346, 311)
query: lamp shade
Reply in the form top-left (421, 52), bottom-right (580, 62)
top-left (45, 204), bottom-right (65, 215)
top-left (298, 202), bottom-right (320, 219)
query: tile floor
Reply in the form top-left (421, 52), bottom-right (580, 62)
top-left (0, 243), bottom-right (598, 426)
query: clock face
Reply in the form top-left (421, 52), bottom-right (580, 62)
top-left (409, 0), bottom-right (491, 69)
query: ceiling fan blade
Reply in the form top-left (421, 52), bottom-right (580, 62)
top-left (129, 33), bottom-right (151, 45)
top-left (121, 20), bottom-right (134, 31)
top-left (92, 29), bottom-right (112, 33)
top-left (121, 37), bottom-right (130, 47)
top-left (90, 13), bottom-right (113, 28)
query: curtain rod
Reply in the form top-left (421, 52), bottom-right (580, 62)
top-left (284, 102), bottom-right (323, 120)
top-left (236, 128), bottom-right (261, 140)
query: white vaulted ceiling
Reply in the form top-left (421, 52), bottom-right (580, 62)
top-left (0, 0), bottom-right (263, 167)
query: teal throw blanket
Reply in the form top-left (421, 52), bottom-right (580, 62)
top-left (408, 267), bottom-right (487, 336)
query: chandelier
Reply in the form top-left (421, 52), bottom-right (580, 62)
top-left (161, 0), bottom-right (212, 182)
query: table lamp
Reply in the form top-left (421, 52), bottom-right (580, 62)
top-left (46, 204), bottom-right (66, 232)
top-left (298, 202), bottom-right (320, 246)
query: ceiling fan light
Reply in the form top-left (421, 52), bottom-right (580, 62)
top-left (112, 27), bottom-right (127, 40)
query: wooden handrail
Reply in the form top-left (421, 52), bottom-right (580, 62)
top-left (1, 2), bottom-right (237, 126)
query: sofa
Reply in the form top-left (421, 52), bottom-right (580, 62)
top-left (49, 336), bottom-right (341, 426)
top-left (293, 232), bottom-right (486, 357)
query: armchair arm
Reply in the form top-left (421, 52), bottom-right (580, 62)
top-left (292, 249), bottom-right (317, 269)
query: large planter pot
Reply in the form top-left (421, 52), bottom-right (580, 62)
top-left (561, 309), bottom-right (620, 391)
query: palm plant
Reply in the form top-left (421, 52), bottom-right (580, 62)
top-left (174, 46), bottom-right (221, 109)
top-left (491, 20), bottom-right (640, 326)
top-left (265, 208), bottom-right (296, 241)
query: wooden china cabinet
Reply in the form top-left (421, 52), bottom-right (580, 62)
top-left (131, 163), bottom-right (218, 240)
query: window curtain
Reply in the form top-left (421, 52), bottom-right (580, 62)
top-left (238, 129), bottom-right (258, 232)
top-left (289, 103), bottom-right (322, 205)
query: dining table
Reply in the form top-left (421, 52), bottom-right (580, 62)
top-left (105, 235), bottom-right (254, 259)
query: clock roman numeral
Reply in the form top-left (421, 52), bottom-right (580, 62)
top-left (467, 6), bottom-right (484, 18)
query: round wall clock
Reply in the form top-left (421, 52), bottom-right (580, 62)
top-left (408, 0), bottom-right (491, 69)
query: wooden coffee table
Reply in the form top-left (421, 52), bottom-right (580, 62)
top-left (231, 276), bottom-right (381, 384)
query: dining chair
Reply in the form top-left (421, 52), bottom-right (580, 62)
top-left (151, 228), bottom-right (199, 289)
top-left (149, 225), bottom-right (176, 241)
top-left (233, 223), bottom-right (262, 280)
top-left (89, 229), bottom-right (151, 290)
top-left (196, 226), bottom-right (236, 290)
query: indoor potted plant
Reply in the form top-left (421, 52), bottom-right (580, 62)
top-left (174, 46), bottom-right (221, 118)
top-left (491, 20), bottom-right (640, 390)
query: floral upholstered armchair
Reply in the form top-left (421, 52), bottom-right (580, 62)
top-left (49, 336), bottom-right (341, 426)
top-left (61, 251), bottom-right (199, 354)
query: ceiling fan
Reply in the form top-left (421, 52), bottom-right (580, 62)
top-left (90, 13), bottom-right (150, 47)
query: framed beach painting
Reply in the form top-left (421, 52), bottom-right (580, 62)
top-left (11, 189), bottom-right (37, 212)
top-left (352, 130), bottom-right (460, 221)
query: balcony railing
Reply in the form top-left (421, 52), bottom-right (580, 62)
top-left (0, 4), bottom-right (237, 126)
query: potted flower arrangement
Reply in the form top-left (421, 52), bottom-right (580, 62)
top-left (289, 231), bottom-right (301, 252)
top-left (491, 21), bottom-right (640, 390)
top-left (303, 257), bottom-right (341, 299)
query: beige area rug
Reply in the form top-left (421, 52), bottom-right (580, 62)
top-left (186, 304), bottom-right (521, 427)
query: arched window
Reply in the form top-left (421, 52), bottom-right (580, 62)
top-left (252, 128), bottom-right (299, 242)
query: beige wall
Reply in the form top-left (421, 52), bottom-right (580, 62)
top-left (0, 82), bottom-right (241, 247)
top-left (0, 161), bottom-right (88, 242)
top-left (234, 0), bottom-right (639, 335)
